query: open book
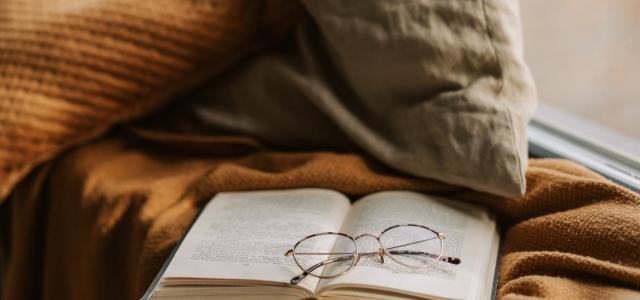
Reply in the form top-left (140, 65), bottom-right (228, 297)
top-left (144, 189), bottom-right (499, 300)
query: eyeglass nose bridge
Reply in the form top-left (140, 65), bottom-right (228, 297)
top-left (353, 233), bottom-right (385, 263)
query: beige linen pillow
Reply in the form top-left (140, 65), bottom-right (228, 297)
top-left (149, 0), bottom-right (537, 197)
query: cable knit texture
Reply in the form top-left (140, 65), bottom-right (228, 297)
top-left (0, 0), bottom-right (303, 200)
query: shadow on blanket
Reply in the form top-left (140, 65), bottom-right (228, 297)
top-left (2, 133), bottom-right (640, 300)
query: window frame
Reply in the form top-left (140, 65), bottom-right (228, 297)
top-left (528, 103), bottom-right (640, 194)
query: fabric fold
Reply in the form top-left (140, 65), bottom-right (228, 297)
top-left (2, 133), bottom-right (639, 300)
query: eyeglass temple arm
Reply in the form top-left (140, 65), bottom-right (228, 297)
top-left (385, 236), bottom-right (462, 265)
top-left (284, 250), bottom-right (355, 285)
top-left (386, 250), bottom-right (461, 265)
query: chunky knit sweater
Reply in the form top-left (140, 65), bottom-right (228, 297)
top-left (0, 0), bottom-right (302, 200)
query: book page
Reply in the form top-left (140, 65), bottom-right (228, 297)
top-left (162, 188), bottom-right (351, 293)
top-left (317, 191), bottom-right (496, 300)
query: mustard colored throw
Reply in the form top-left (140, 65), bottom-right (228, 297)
top-left (3, 134), bottom-right (640, 300)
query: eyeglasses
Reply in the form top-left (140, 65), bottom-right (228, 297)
top-left (284, 224), bottom-right (461, 284)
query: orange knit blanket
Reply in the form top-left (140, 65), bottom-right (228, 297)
top-left (1, 1), bottom-right (639, 299)
top-left (3, 134), bottom-right (640, 300)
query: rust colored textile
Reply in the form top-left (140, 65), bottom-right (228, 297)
top-left (3, 133), bottom-right (640, 300)
top-left (0, 0), bottom-right (302, 200)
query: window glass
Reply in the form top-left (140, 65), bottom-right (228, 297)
top-left (520, 0), bottom-right (640, 139)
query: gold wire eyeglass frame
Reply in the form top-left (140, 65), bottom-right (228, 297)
top-left (284, 224), bottom-right (461, 285)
